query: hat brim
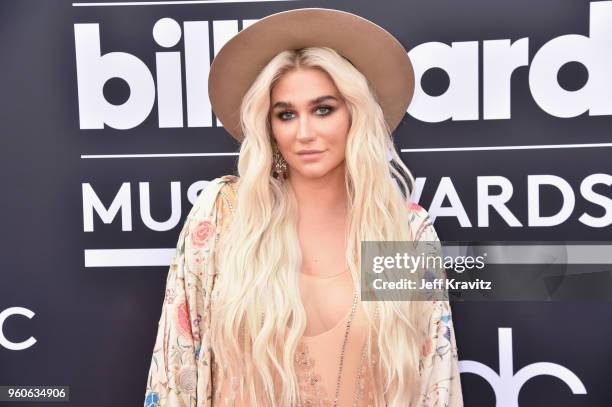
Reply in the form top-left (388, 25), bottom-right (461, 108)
top-left (208, 7), bottom-right (415, 141)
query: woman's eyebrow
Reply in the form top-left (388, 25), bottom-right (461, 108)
top-left (271, 95), bottom-right (338, 110)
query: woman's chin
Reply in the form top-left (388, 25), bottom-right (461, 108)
top-left (288, 160), bottom-right (346, 181)
top-left (290, 167), bottom-right (334, 180)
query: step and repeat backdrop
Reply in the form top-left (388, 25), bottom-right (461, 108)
top-left (1, 0), bottom-right (611, 405)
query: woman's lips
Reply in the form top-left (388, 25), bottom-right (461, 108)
top-left (297, 151), bottom-right (324, 159)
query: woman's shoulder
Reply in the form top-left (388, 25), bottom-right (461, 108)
top-left (406, 201), bottom-right (439, 242)
top-left (407, 200), bottom-right (426, 217)
top-left (406, 200), bottom-right (429, 224)
top-left (218, 174), bottom-right (240, 186)
top-left (216, 174), bottom-right (239, 206)
top-left (187, 175), bottom-right (239, 220)
top-left (208, 175), bottom-right (239, 228)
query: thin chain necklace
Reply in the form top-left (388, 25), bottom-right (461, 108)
top-left (300, 268), bottom-right (348, 280)
top-left (332, 288), bottom-right (358, 407)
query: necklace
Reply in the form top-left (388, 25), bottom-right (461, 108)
top-left (299, 268), bottom-right (348, 280)
top-left (332, 288), bottom-right (359, 407)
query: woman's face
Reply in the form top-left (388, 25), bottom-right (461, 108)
top-left (269, 67), bottom-right (351, 181)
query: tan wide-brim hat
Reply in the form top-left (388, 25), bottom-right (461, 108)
top-left (208, 7), bottom-right (415, 142)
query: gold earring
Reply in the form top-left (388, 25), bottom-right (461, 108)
top-left (272, 143), bottom-right (288, 180)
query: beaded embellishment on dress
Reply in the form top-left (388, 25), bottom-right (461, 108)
top-left (295, 340), bottom-right (332, 407)
top-left (295, 338), bottom-right (377, 407)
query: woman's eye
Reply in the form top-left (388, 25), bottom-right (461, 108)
top-left (276, 106), bottom-right (333, 121)
top-left (277, 111), bottom-right (295, 121)
top-left (315, 106), bottom-right (333, 115)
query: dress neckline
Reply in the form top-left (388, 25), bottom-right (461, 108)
top-left (301, 305), bottom-right (353, 340)
top-left (299, 268), bottom-right (348, 280)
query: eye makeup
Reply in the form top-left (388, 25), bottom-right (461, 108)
top-left (276, 104), bottom-right (335, 121)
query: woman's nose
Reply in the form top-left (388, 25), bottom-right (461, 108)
top-left (296, 115), bottom-right (315, 142)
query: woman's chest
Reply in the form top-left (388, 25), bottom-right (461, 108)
top-left (298, 270), bottom-right (356, 337)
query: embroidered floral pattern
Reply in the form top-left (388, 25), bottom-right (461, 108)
top-left (177, 366), bottom-right (198, 395)
top-left (176, 302), bottom-right (193, 340)
top-left (191, 220), bottom-right (214, 248)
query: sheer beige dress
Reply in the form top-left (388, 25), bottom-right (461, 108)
top-left (211, 261), bottom-right (378, 406)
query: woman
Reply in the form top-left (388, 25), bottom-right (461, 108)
top-left (144, 8), bottom-right (462, 407)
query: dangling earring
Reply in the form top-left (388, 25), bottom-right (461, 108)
top-left (272, 142), bottom-right (288, 180)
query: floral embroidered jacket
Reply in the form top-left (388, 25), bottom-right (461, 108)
top-left (144, 175), bottom-right (463, 406)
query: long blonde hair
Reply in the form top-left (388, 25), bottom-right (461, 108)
top-left (210, 46), bottom-right (425, 406)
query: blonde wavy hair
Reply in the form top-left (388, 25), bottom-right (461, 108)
top-left (210, 46), bottom-right (426, 406)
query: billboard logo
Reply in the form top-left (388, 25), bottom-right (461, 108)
top-left (74, 2), bottom-right (612, 129)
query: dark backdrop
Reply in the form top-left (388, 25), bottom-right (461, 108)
top-left (0, 0), bottom-right (610, 405)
